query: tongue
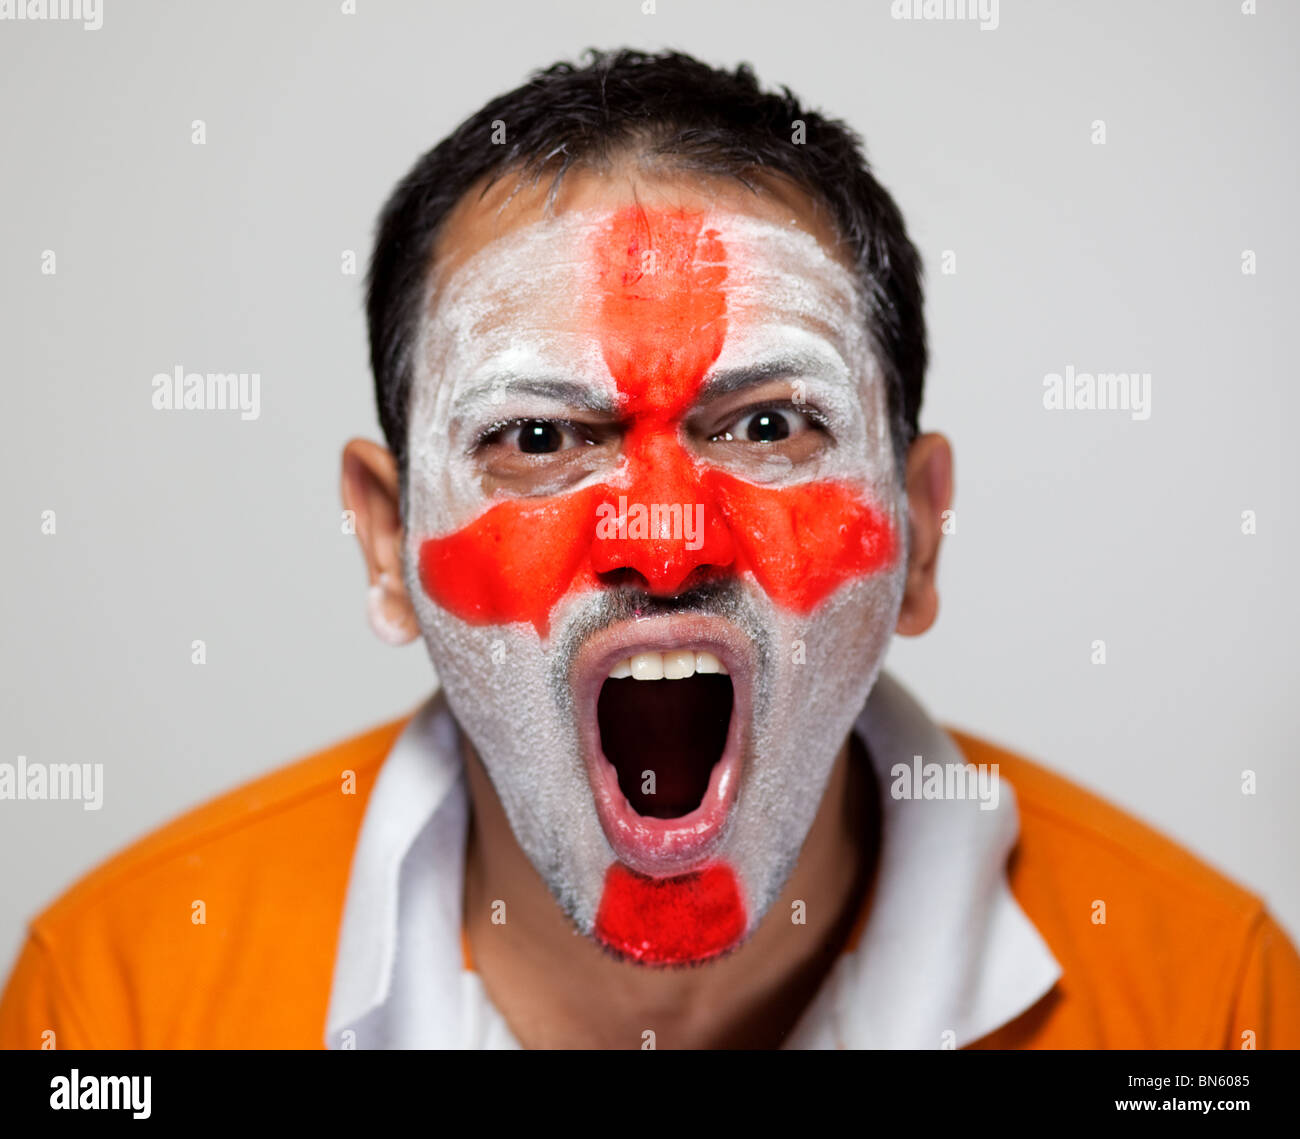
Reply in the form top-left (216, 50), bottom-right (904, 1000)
top-left (597, 674), bottom-right (733, 818)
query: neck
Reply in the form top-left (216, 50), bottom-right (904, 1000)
top-left (462, 730), bottom-right (880, 1049)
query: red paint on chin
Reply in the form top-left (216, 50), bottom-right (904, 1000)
top-left (594, 863), bottom-right (747, 964)
top-left (416, 204), bottom-right (899, 633)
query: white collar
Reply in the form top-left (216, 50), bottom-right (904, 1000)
top-left (783, 672), bottom-right (1061, 1048)
top-left (325, 672), bottom-right (1061, 1049)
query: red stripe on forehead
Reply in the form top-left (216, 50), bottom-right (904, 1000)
top-left (593, 206), bottom-right (728, 417)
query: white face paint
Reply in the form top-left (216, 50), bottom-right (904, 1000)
top-left (402, 203), bottom-right (906, 962)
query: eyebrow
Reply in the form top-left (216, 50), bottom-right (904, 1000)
top-left (452, 374), bottom-right (617, 419)
top-left (699, 354), bottom-right (841, 400)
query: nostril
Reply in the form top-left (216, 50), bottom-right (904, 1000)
top-left (677, 564), bottom-right (729, 594)
top-left (595, 568), bottom-right (651, 591)
top-left (603, 564), bottom-right (731, 598)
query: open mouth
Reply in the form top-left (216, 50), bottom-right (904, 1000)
top-left (597, 651), bottom-right (734, 819)
top-left (572, 617), bottom-right (752, 877)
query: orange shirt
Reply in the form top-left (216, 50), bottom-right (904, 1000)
top-left (1, 717), bottom-right (1296, 1049)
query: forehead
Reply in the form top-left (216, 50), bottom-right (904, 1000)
top-left (432, 163), bottom-right (851, 281)
top-left (418, 167), bottom-right (871, 390)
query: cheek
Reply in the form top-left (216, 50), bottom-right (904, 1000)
top-left (416, 486), bottom-right (604, 637)
top-left (705, 473), bottom-right (898, 613)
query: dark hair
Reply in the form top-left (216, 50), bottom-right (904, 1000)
top-left (366, 47), bottom-right (926, 477)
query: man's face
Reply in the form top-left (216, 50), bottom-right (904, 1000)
top-left (402, 171), bottom-right (906, 964)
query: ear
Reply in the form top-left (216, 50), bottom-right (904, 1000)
top-left (341, 438), bottom-right (420, 645)
top-left (895, 433), bottom-right (954, 637)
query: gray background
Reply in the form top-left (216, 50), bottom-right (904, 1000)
top-left (2, 0), bottom-right (1297, 977)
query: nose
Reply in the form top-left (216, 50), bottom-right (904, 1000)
top-left (588, 429), bottom-right (736, 596)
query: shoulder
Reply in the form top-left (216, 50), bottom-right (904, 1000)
top-left (950, 728), bottom-right (1262, 921)
top-left (4, 714), bottom-right (409, 1049)
top-left (948, 728), bottom-right (1299, 1048)
top-left (38, 716), bottom-right (404, 929)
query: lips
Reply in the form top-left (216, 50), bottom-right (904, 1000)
top-left (570, 614), bottom-right (754, 877)
top-left (599, 649), bottom-right (732, 818)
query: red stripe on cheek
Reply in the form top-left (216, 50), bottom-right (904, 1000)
top-left (417, 487), bottom-right (604, 637)
top-left (705, 472), bottom-right (899, 612)
top-left (594, 862), bottom-right (747, 964)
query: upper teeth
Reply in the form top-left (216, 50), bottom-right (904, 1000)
top-left (609, 650), bottom-right (728, 680)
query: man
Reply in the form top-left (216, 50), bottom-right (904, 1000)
top-left (2, 48), bottom-right (1297, 1050)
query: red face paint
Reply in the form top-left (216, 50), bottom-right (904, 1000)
top-left (594, 863), bottom-right (746, 964)
top-left (703, 470), bottom-right (897, 612)
top-left (418, 207), bottom-right (897, 960)
top-left (417, 204), bottom-right (898, 631)
top-left (416, 486), bottom-right (604, 636)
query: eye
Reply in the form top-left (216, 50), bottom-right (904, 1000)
top-left (710, 405), bottom-right (821, 444)
top-left (516, 420), bottom-right (566, 454)
top-left (481, 418), bottom-right (591, 455)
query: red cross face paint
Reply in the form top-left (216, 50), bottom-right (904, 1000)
top-left (404, 196), bottom-right (906, 965)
